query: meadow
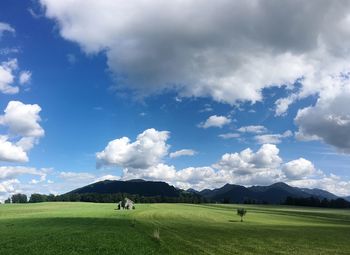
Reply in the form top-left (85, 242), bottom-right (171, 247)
top-left (0, 202), bottom-right (349, 255)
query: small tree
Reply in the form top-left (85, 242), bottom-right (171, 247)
top-left (237, 208), bottom-right (247, 222)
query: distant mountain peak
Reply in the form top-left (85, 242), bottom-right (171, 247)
top-left (126, 179), bottom-right (146, 182)
top-left (187, 188), bottom-right (199, 194)
top-left (269, 182), bottom-right (290, 188)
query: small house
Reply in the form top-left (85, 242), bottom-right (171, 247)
top-left (117, 197), bottom-right (135, 210)
top-left (124, 198), bottom-right (134, 210)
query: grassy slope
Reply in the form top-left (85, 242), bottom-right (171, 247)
top-left (0, 203), bottom-right (349, 255)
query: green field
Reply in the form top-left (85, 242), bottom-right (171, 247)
top-left (0, 203), bottom-right (350, 254)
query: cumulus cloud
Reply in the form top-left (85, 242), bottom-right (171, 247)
top-left (96, 130), bottom-right (285, 188)
top-left (198, 115), bottom-right (231, 128)
top-left (121, 143), bottom-right (284, 190)
top-left (214, 144), bottom-right (282, 173)
top-left (123, 163), bottom-right (176, 182)
top-left (0, 136), bottom-right (28, 162)
top-left (40, 0), bottom-right (350, 155)
top-left (169, 149), bottom-right (197, 158)
top-left (96, 128), bottom-right (170, 169)
top-left (254, 130), bottom-right (293, 144)
top-left (282, 158), bottom-right (316, 180)
top-left (94, 128), bottom-right (350, 194)
top-left (237, 125), bottom-right (267, 134)
top-left (40, 0), bottom-right (350, 105)
top-left (0, 101), bottom-right (44, 162)
top-left (295, 84), bottom-right (350, 153)
top-left (0, 101), bottom-right (44, 137)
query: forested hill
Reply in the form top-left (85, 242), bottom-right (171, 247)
top-left (68, 179), bottom-right (181, 197)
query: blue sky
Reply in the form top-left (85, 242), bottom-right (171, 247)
top-left (1, 0), bottom-right (350, 199)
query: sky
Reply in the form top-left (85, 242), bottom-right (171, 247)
top-left (1, 0), bottom-right (350, 200)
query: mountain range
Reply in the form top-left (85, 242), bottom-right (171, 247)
top-left (196, 182), bottom-right (339, 204)
top-left (68, 179), bottom-right (343, 204)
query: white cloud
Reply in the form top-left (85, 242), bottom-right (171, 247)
top-left (282, 158), bottom-right (316, 180)
top-left (119, 143), bottom-right (350, 195)
top-left (96, 128), bottom-right (170, 169)
top-left (0, 22), bottom-right (15, 37)
top-left (0, 167), bottom-right (123, 201)
top-left (218, 133), bottom-right (241, 139)
top-left (0, 101), bottom-right (44, 137)
top-left (275, 94), bottom-right (298, 116)
top-left (254, 130), bottom-right (293, 144)
top-left (198, 115), bottom-right (231, 128)
top-left (0, 101), bottom-right (44, 163)
top-left (30, 174), bottom-right (47, 184)
top-left (94, 128), bottom-right (331, 191)
top-left (0, 167), bottom-right (51, 201)
top-left (123, 163), bottom-right (176, 182)
top-left (0, 179), bottom-right (19, 195)
top-left (214, 144), bottom-right (282, 173)
top-left (0, 102), bottom-right (43, 135)
top-left (121, 143), bottom-right (284, 190)
top-left (0, 59), bottom-right (19, 94)
top-left (41, 0), bottom-right (350, 105)
top-left (19, 71), bottom-right (32, 85)
top-left (0, 166), bottom-right (47, 180)
top-left (59, 171), bottom-right (95, 182)
top-left (169, 149), bottom-right (197, 158)
top-left (288, 174), bottom-right (350, 197)
top-left (94, 128), bottom-right (350, 195)
top-left (0, 23), bottom-right (32, 93)
top-left (237, 125), bottom-right (267, 134)
top-left (94, 174), bottom-right (120, 183)
top-left (0, 136), bottom-right (28, 162)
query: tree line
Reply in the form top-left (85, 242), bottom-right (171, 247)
top-left (4, 192), bottom-right (208, 204)
top-left (4, 193), bottom-right (350, 208)
top-left (284, 196), bottom-right (350, 208)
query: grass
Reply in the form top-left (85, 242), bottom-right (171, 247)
top-left (0, 203), bottom-right (349, 254)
